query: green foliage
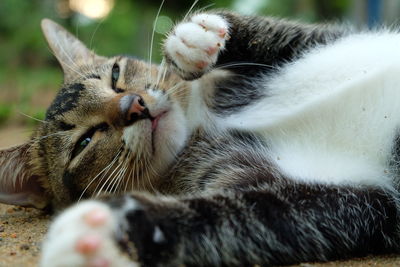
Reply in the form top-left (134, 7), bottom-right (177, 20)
top-left (0, 104), bottom-right (12, 125)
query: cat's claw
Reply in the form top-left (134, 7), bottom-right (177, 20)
top-left (40, 201), bottom-right (137, 267)
top-left (164, 14), bottom-right (229, 80)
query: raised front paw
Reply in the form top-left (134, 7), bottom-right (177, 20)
top-left (164, 13), bottom-right (229, 80)
top-left (40, 201), bottom-right (137, 267)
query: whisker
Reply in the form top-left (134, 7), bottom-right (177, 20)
top-left (112, 150), bottom-right (131, 193)
top-left (144, 155), bottom-right (158, 193)
top-left (155, 59), bottom-right (167, 89)
top-left (29, 132), bottom-right (69, 144)
top-left (147, 0), bottom-right (166, 87)
top-left (195, 3), bottom-right (215, 13)
top-left (136, 157), bottom-right (143, 191)
top-left (116, 162), bottom-right (130, 193)
top-left (183, 0), bottom-right (200, 21)
top-left (53, 37), bottom-right (87, 79)
top-left (95, 157), bottom-right (124, 197)
top-left (130, 160), bottom-right (136, 192)
top-left (17, 111), bottom-right (47, 124)
top-left (91, 150), bottom-right (121, 196)
top-left (125, 166), bottom-right (134, 193)
top-left (215, 62), bottom-right (276, 70)
top-left (79, 147), bottom-right (122, 201)
top-left (104, 157), bottom-right (126, 193)
top-left (89, 17), bottom-right (107, 51)
top-left (164, 80), bottom-right (186, 96)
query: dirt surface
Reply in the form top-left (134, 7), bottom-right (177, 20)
top-left (0, 204), bottom-right (49, 267)
top-left (1, 125), bottom-right (400, 266)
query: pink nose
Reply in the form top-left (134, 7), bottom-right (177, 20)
top-left (119, 94), bottom-right (148, 125)
top-left (129, 95), bottom-right (146, 115)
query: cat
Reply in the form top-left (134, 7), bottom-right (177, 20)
top-left (1, 9), bottom-right (400, 267)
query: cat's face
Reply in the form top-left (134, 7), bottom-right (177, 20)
top-left (0, 19), bottom-right (188, 209)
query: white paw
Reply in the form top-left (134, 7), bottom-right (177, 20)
top-left (164, 13), bottom-right (229, 79)
top-left (40, 201), bottom-right (137, 267)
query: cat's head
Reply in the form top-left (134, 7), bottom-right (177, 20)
top-left (0, 19), bottom-right (188, 209)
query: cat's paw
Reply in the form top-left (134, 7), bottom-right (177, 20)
top-left (40, 201), bottom-right (137, 267)
top-left (164, 13), bottom-right (229, 80)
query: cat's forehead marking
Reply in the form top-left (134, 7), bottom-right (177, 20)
top-left (46, 83), bottom-right (86, 120)
top-left (58, 121), bottom-right (75, 131)
top-left (85, 74), bottom-right (101, 80)
top-left (122, 58), bottom-right (138, 85)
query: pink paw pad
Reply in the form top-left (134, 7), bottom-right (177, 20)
top-left (195, 61), bottom-right (208, 70)
top-left (84, 209), bottom-right (108, 226)
top-left (206, 46), bottom-right (218, 55)
top-left (75, 235), bottom-right (102, 254)
top-left (218, 28), bottom-right (227, 38)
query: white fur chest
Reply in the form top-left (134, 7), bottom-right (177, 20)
top-left (222, 32), bottom-right (400, 189)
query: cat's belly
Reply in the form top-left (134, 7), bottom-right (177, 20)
top-left (264, 64), bottom-right (400, 189)
top-left (221, 32), bottom-right (400, 188)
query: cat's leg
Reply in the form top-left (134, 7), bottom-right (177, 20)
top-left (40, 200), bottom-right (137, 267)
top-left (41, 186), bottom-right (400, 266)
top-left (164, 11), bottom-right (346, 81)
top-left (164, 13), bottom-right (230, 80)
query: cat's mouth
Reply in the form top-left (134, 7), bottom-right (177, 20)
top-left (151, 114), bottom-right (161, 131)
top-left (150, 110), bottom-right (168, 131)
top-left (150, 110), bottom-right (169, 152)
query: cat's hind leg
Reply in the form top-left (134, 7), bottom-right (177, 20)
top-left (40, 200), bottom-right (137, 267)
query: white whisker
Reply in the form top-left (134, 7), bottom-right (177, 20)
top-left (183, 0), bottom-right (200, 21)
top-left (147, 0), bottom-right (166, 87)
top-left (17, 111), bottom-right (47, 124)
top-left (79, 147), bottom-right (122, 201)
top-left (95, 157), bottom-right (124, 197)
top-left (89, 18), bottom-right (106, 50)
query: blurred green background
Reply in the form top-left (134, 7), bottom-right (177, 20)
top-left (0, 0), bottom-right (399, 147)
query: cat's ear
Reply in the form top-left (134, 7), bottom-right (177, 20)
top-left (41, 19), bottom-right (105, 79)
top-left (0, 143), bottom-right (49, 209)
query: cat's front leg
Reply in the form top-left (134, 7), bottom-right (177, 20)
top-left (40, 200), bottom-right (138, 267)
top-left (165, 11), bottom-right (345, 81)
top-left (40, 201), bottom-right (134, 267)
top-left (40, 196), bottom-right (182, 267)
top-left (164, 13), bottom-right (230, 80)
top-left (41, 186), bottom-right (400, 267)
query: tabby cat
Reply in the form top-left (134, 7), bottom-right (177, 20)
top-left (1, 10), bottom-right (400, 267)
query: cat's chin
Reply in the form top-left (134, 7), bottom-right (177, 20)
top-left (151, 104), bottom-right (189, 171)
top-left (122, 103), bottom-right (188, 173)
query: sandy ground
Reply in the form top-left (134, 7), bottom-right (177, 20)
top-left (0, 204), bottom-right (49, 267)
top-left (1, 125), bottom-right (400, 266)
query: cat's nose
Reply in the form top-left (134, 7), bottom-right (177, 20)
top-left (119, 94), bottom-right (150, 125)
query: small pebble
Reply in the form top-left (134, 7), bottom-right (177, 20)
top-left (0, 237), bottom-right (3, 241)
top-left (10, 252), bottom-right (16, 256)
top-left (10, 233), bottom-right (17, 238)
top-left (0, 225), bottom-right (4, 232)
top-left (20, 244), bottom-right (30, 250)
top-left (6, 208), bottom-right (14, 213)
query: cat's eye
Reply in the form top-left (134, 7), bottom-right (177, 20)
top-left (75, 137), bottom-right (91, 155)
top-left (71, 123), bottom-right (109, 159)
top-left (72, 135), bottom-right (92, 159)
top-left (80, 137), bottom-right (91, 147)
top-left (111, 63), bottom-right (124, 93)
